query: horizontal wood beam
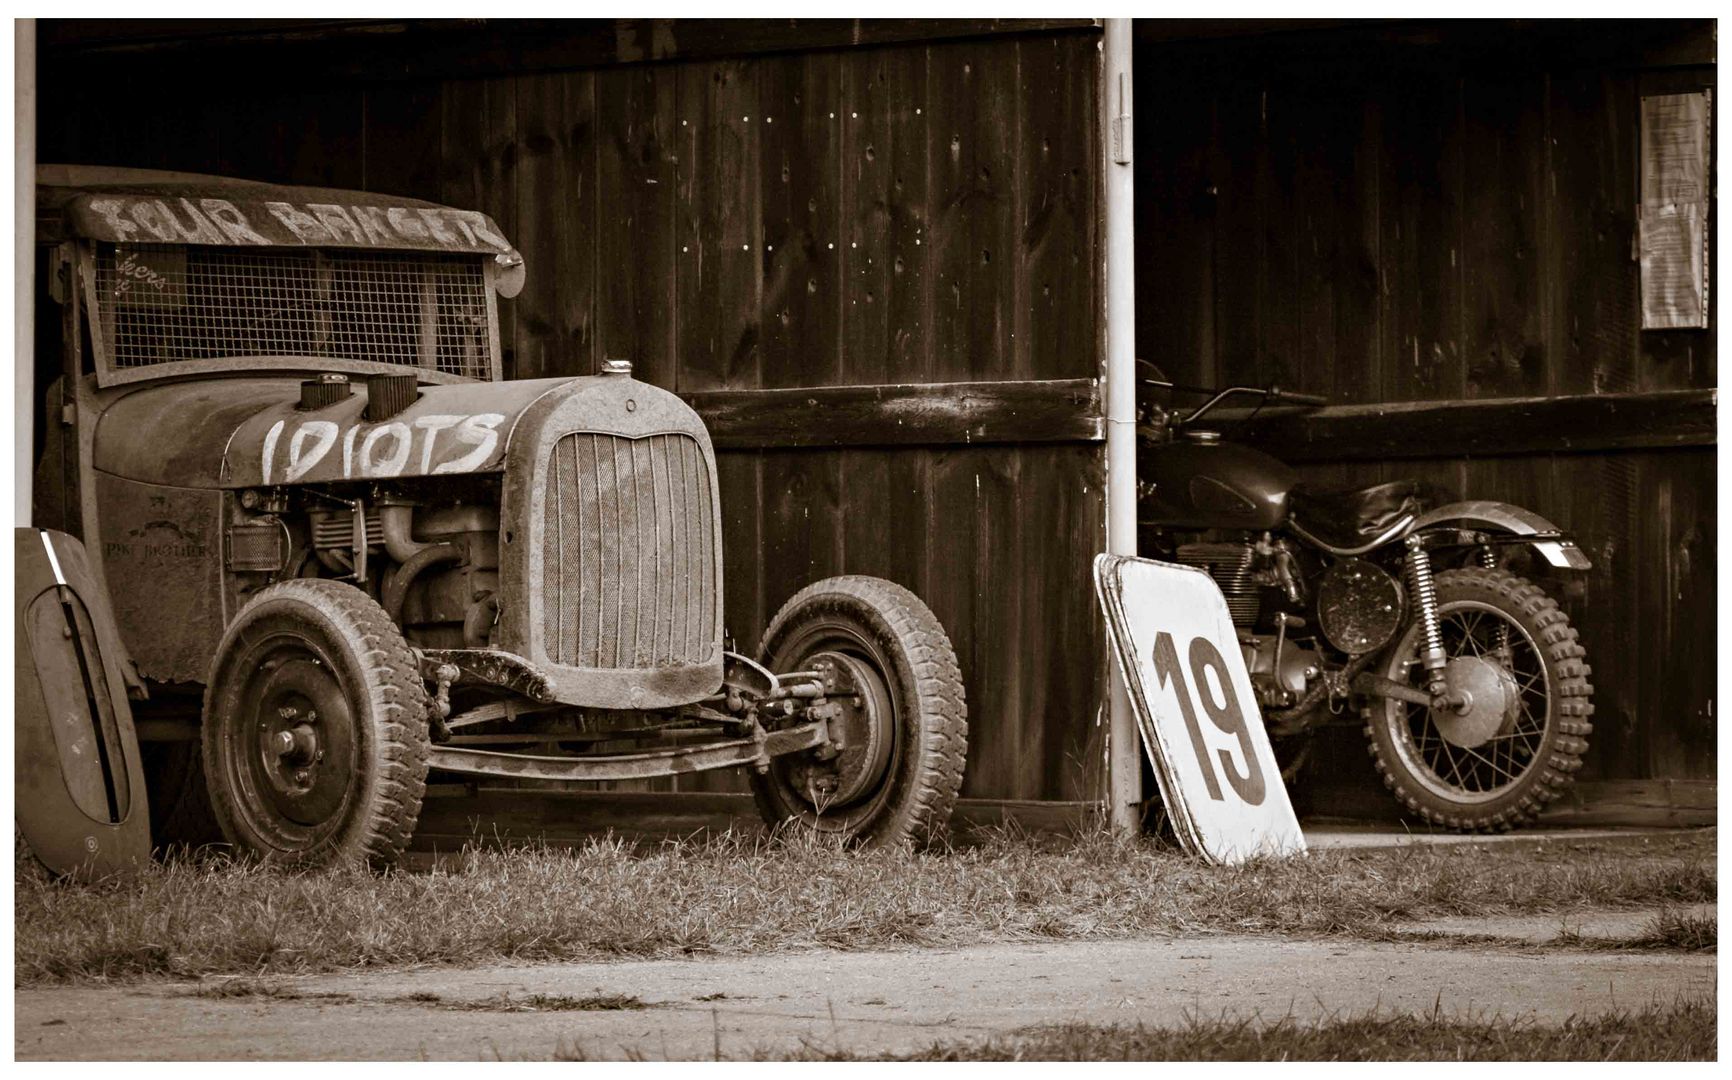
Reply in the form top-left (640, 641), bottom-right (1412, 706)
top-left (1230, 388), bottom-right (1716, 462)
top-left (1537, 779), bottom-right (1715, 829)
top-left (686, 377), bottom-right (1103, 450)
top-left (42, 18), bottom-right (1102, 85)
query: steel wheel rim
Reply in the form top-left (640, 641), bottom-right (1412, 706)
top-left (1382, 599), bottom-right (1552, 805)
top-left (221, 629), bottom-right (359, 852)
top-left (770, 617), bottom-right (903, 823)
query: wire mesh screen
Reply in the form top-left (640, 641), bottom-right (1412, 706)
top-left (92, 244), bottom-right (495, 379)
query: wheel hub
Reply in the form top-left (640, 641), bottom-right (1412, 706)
top-left (799, 650), bottom-right (895, 807)
top-left (1431, 655), bottom-right (1520, 748)
top-left (250, 659), bottom-right (355, 827)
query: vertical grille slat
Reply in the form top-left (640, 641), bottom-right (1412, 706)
top-left (697, 438), bottom-right (717, 654)
top-left (542, 432), bottom-right (716, 669)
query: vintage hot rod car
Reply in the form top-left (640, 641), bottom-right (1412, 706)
top-left (30, 166), bottom-right (967, 867)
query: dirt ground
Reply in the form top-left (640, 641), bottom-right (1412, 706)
top-left (15, 906), bottom-right (1716, 1061)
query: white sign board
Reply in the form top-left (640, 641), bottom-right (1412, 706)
top-left (1095, 554), bottom-right (1305, 864)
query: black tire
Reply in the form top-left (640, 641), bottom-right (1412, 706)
top-left (1363, 567), bottom-right (1593, 831)
top-left (202, 579), bottom-right (430, 868)
top-left (751, 575), bottom-right (967, 847)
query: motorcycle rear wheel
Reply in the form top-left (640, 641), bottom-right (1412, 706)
top-left (1363, 567), bottom-right (1593, 831)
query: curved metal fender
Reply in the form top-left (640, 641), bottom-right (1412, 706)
top-left (1409, 499), bottom-right (1592, 570)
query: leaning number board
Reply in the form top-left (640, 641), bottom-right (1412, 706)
top-left (1094, 554), bottom-right (1306, 864)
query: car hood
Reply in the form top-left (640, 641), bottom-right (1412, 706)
top-left (90, 373), bottom-right (698, 489)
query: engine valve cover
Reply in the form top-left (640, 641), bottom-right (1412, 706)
top-left (1316, 557), bottom-right (1404, 655)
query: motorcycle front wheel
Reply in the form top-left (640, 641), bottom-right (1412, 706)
top-left (1363, 567), bottom-right (1594, 831)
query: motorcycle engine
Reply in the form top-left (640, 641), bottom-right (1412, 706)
top-left (1173, 542), bottom-right (1265, 626)
top-left (1174, 539), bottom-right (1321, 708)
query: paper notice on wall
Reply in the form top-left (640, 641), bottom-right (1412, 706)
top-left (1639, 91), bottom-right (1711, 330)
top-left (1640, 203), bottom-right (1708, 329)
top-left (1642, 93), bottom-right (1711, 205)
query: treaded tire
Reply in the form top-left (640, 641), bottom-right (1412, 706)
top-left (202, 579), bottom-right (430, 869)
top-left (1363, 567), bottom-right (1593, 832)
top-left (752, 575), bottom-right (967, 847)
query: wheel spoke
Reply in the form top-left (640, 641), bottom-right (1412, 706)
top-left (1456, 742), bottom-right (1518, 785)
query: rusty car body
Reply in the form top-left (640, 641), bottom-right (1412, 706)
top-left (31, 166), bottom-right (968, 867)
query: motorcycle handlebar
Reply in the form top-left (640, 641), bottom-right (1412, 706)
top-left (1267, 388), bottom-right (1329, 407)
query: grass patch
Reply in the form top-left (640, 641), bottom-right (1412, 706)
top-left (1628, 908), bottom-right (1716, 952)
top-left (763, 999), bottom-right (1718, 1062)
top-left (15, 825), bottom-right (1714, 985)
top-left (184, 979), bottom-right (353, 1003)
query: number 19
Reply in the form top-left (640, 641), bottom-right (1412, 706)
top-left (1150, 631), bottom-right (1266, 806)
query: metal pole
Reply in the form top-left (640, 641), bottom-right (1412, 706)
top-left (1101, 18), bottom-right (1141, 833)
top-left (16, 18), bottom-right (35, 526)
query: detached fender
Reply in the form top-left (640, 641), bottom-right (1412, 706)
top-left (1409, 500), bottom-right (1592, 570)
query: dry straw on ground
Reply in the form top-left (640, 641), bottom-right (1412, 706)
top-left (14, 825), bottom-right (1715, 985)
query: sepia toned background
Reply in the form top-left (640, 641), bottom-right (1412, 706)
top-left (33, 18), bottom-right (1715, 823)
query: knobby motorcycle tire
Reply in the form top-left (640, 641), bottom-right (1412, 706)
top-left (1362, 567), bottom-right (1594, 832)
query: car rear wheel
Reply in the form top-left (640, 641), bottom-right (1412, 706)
top-left (202, 579), bottom-right (429, 868)
top-left (752, 575), bottom-right (967, 847)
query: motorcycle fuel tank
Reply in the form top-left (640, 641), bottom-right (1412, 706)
top-left (1139, 432), bottom-right (1298, 531)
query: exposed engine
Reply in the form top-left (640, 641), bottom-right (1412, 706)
top-left (1173, 536), bottom-right (1320, 709)
top-left (1170, 536), bottom-right (1409, 714)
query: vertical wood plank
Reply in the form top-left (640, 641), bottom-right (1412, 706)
top-left (1257, 82), bottom-right (1301, 391)
top-left (927, 38), bottom-right (1019, 380)
top-left (1211, 75), bottom-right (1265, 389)
top-left (1382, 72), bottom-right (1464, 404)
top-left (1291, 79), bottom-right (1353, 400)
top-left (969, 448), bottom-right (1028, 796)
top-left (1461, 72), bottom-right (1547, 399)
top-left (441, 77), bottom-right (518, 376)
top-left (1544, 71), bottom-right (1639, 396)
top-left (514, 70), bottom-right (596, 381)
top-left (1133, 56), bottom-right (1217, 389)
top-left (362, 81), bottom-right (443, 199)
top-left (675, 60), bottom-right (762, 392)
top-left (1336, 91), bottom-right (1385, 406)
top-left (839, 48), bottom-right (893, 387)
top-left (925, 448), bottom-right (982, 795)
top-left (882, 47), bottom-right (933, 385)
top-left (1634, 448), bottom-right (1716, 779)
top-left (1547, 452), bottom-right (1639, 781)
top-left (596, 66), bottom-right (678, 389)
top-left (760, 53), bottom-right (842, 389)
top-left (1047, 444), bottom-right (1110, 800)
top-left (1017, 35), bottom-right (1097, 382)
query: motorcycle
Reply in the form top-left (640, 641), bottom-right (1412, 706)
top-left (1135, 368), bottom-right (1595, 830)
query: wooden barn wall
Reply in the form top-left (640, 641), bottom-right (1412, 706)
top-left (37, 26), bottom-right (1108, 804)
top-left (1133, 26), bottom-right (1716, 798)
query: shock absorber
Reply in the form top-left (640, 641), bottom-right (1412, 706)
top-left (1405, 534), bottom-right (1450, 698)
top-left (1480, 545), bottom-right (1512, 659)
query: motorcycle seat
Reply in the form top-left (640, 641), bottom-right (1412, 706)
top-left (1288, 479), bottom-right (1450, 550)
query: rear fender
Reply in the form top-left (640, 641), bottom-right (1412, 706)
top-left (1409, 500), bottom-right (1592, 570)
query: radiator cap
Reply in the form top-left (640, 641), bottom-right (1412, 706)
top-left (600, 358), bottom-right (633, 376)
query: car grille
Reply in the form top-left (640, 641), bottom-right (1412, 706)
top-left (541, 432), bottom-right (717, 668)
